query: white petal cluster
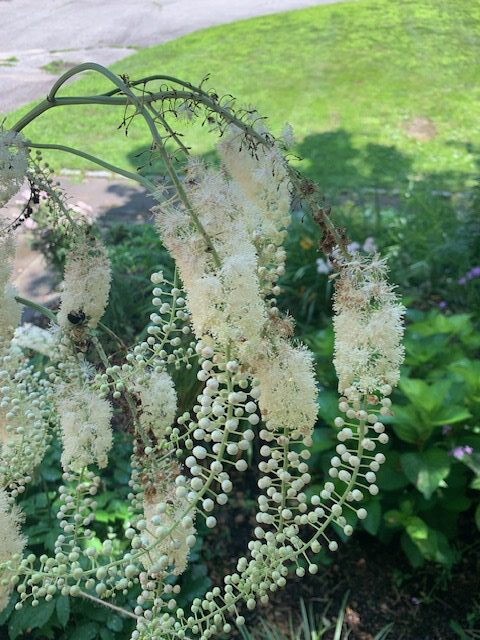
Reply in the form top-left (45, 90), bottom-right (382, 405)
top-left (13, 323), bottom-right (58, 357)
top-left (254, 339), bottom-right (318, 439)
top-left (0, 131), bottom-right (28, 207)
top-left (136, 371), bottom-right (177, 443)
top-left (333, 254), bottom-right (405, 396)
top-left (58, 232), bottom-right (111, 330)
top-left (140, 463), bottom-right (195, 577)
top-left (218, 128), bottom-right (291, 243)
top-left (0, 488), bottom-right (26, 613)
top-left (58, 388), bottom-right (113, 471)
top-left (154, 161), bottom-right (267, 361)
top-left (0, 234), bottom-right (21, 345)
top-left (142, 497), bottom-right (195, 576)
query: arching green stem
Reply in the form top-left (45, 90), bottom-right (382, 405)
top-left (28, 142), bottom-right (155, 189)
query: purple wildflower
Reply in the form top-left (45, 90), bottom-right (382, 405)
top-left (458, 277), bottom-right (467, 285)
top-left (363, 237), bottom-right (377, 254)
top-left (449, 445), bottom-right (473, 460)
top-left (438, 301), bottom-right (448, 310)
top-left (347, 241), bottom-right (361, 255)
top-left (442, 424), bottom-right (452, 435)
top-left (467, 266), bottom-right (480, 279)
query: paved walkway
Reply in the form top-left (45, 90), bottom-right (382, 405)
top-left (8, 176), bottom-right (153, 312)
top-left (0, 0), bottom-right (342, 113)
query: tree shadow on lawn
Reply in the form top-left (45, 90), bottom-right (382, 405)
top-left (296, 130), bottom-right (476, 198)
top-left (124, 128), bottom-right (477, 202)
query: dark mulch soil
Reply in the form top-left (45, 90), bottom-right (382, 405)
top-left (203, 494), bottom-right (480, 640)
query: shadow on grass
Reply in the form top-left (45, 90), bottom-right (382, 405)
top-left (124, 128), bottom-right (479, 199)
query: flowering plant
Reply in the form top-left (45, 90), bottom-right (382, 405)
top-left (0, 64), bottom-right (404, 639)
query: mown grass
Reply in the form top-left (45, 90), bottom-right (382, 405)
top-left (5, 0), bottom-right (480, 195)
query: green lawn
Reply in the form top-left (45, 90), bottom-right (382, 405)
top-left (6, 0), bottom-right (480, 195)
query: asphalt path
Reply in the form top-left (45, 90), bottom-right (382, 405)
top-left (0, 0), bottom-right (344, 112)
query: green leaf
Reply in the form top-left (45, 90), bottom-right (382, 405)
top-left (361, 499), bottom-right (382, 535)
top-left (470, 477), bottom-right (480, 490)
top-left (69, 623), bottom-right (99, 640)
top-left (376, 451), bottom-right (410, 490)
top-left (430, 406), bottom-right (472, 426)
top-left (392, 405), bottom-right (432, 444)
top-left (449, 619), bottom-right (470, 639)
top-left (401, 449), bottom-right (451, 499)
top-left (400, 531), bottom-right (425, 568)
top-left (8, 599), bottom-right (56, 639)
top-left (409, 313), bottom-right (472, 338)
top-left (404, 517), bottom-right (455, 565)
top-left (0, 595), bottom-right (16, 626)
top-left (399, 378), bottom-right (437, 412)
top-left (310, 425), bottom-right (335, 454)
top-left (475, 504), bottom-right (480, 531)
top-left (404, 334), bottom-right (449, 366)
top-left (56, 595), bottom-right (70, 627)
top-left (317, 390), bottom-right (340, 426)
top-left (107, 615), bottom-right (124, 632)
top-left (384, 509), bottom-right (405, 528)
top-left (450, 359), bottom-right (480, 392)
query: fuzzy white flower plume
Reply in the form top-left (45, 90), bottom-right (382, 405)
top-left (218, 127), bottom-right (291, 243)
top-left (333, 254), bottom-right (405, 396)
top-left (58, 232), bottom-right (111, 331)
top-left (13, 323), bottom-right (58, 357)
top-left (136, 371), bottom-right (177, 443)
top-left (254, 339), bottom-right (318, 439)
top-left (141, 461), bottom-right (195, 576)
top-left (58, 388), bottom-right (113, 471)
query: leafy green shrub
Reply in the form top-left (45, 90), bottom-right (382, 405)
top-left (306, 310), bottom-right (480, 567)
top-left (280, 185), bottom-right (480, 328)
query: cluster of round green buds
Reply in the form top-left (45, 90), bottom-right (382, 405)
top-left (147, 271), bottom-right (195, 370)
top-left (13, 470), bottom-right (144, 609)
top-left (326, 387), bottom-right (393, 525)
top-left (257, 243), bottom-right (287, 301)
top-left (0, 349), bottom-right (52, 493)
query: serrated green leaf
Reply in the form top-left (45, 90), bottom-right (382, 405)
top-left (404, 334), bottom-right (449, 366)
top-left (56, 595), bottom-right (70, 627)
top-left (399, 378), bottom-right (436, 411)
top-left (401, 449), bottom-right (451, 499)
